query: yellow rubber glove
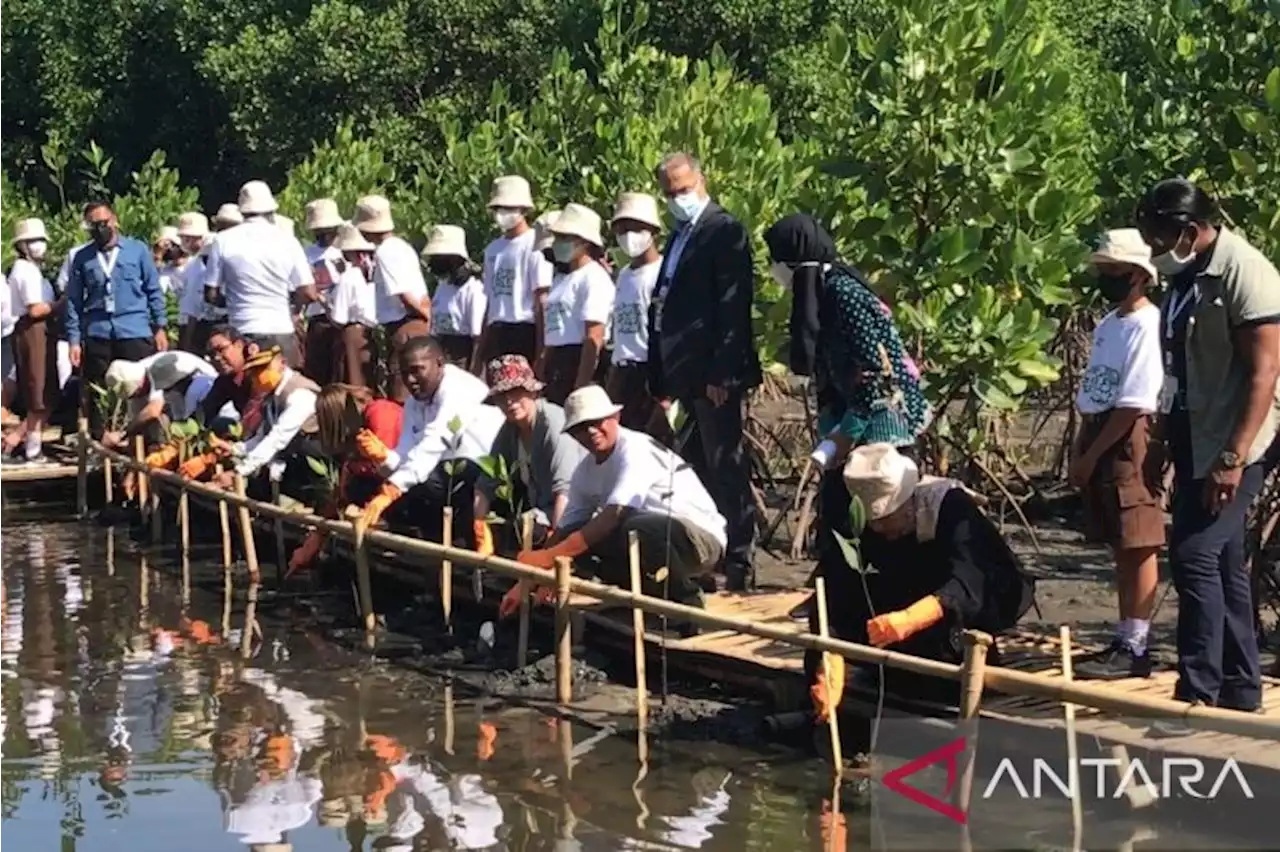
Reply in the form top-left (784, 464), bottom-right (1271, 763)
top-left (359, 482), bottom-right (402, 530)
top-left (810, 653), bottom-right (846, 722)
top-left (355, 428), bottom-right (389, 464)
top-left (474, 519), bottom-right (494, 557)
top-left (286, 530), bottom-right (325, 577)
top-left (144, 444), bottom-right (181, 469)
top-left (867, 595), bottom-right (944, 648)
top-left (178, 452), bottom-right (216, 480)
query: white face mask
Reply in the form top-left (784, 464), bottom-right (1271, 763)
top-left (494, 211), bottom-right (522, 233)
top-left (617, 231), bottom-right (653, 258)
top-left (770, 262), bottom-right (795, 289)
top-left (667, 191), bottom-right (702, 223)
top-left (1151, 230), bottom-right (1197, 276)
top-left (552, 239), bottom-right (577, 264)
top-left (26, 240), bottom-right (48, 262)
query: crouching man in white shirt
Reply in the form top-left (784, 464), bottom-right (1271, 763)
top-left (356, 335), bottom-right (504, 549)
top-left (498, 384), bottom-right (726, 636)
top-left (210, 345), bottom-right (324, 501)
top-left (102, 350), bottom-right (222, 451)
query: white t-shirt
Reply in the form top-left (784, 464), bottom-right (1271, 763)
top-left (55, 241), bottom-right (91, 294)
top-left (204, 217), bottom-right (313, 335)
top-left (304, 243), bottom-right (340, 319)
top-left (544, 262), bottom-right (614, 348)
top-left (157, 260), bottom-right (186, 297)
top-left (1, 278), bottom-right (14, 338)
top-left (612, 258), bottom-right (661, 363)
top-left (373, 236), bottom-right (428, 324)
top-left (139, 350), bottom-right (220, 420)
top-left (328, 262), bottom-right (377, 327)
top-left (7, 258), bottom-right (55, 317)
top-left (178, 255), bottom-right (226, 323)
top-left (431, 275), bottom-right (487, 338)
top-left (1077, 303), bottom-right (1163, 415)
top-left (559, 427), bottom-right (727, 548)
top-left (481, 229), bottom-right (546, 324)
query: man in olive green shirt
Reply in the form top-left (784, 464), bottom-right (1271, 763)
top-left (1138, 178), bottom-right (1280, 716)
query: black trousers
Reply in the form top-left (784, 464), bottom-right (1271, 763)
top-left (678, 391), bottom-right (756, 583)
top-left (82, 336), bottom-right (156, 437)
top-left (386, 460), bottom-right (481, 548)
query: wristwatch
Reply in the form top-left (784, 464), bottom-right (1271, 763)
top-left (1219, 449), bottom-right (1244, 470)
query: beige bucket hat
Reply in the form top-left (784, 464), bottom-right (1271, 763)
top-left (421, 224), bottom-right (469, 260)
top-left (154, 225), bottom-right (180, 246)
top-left (13, 218), bottom-right (48, 244)
top-left (534, 210), bottom-right (562, 252)
top-left (304, 198), bottom-right (343, 231)
top-left (104, 359), bottom-right (148, 397)
top-left (611, 192), bottom-right (661, 229)
top-left (177, 212), bottom-right (209, 238)
top-left (550, 203), bottom-right (604, 248)
top-left (842, 443), bottom-right (920, 520)
top-left (334, 222), bottom-right (374, 252)
top-left (353, 195), bottom-right (395, 233)
top-left (488, 175), bottom-right (534, 210)
top-left (213, 204), bottom-right (243, 228)
top-left (1089, 228), bottom-right (1159, 282)
top-left (237, 180), bottom-right (278, 215)
top-left (562, 384), bottom-right (623, 431)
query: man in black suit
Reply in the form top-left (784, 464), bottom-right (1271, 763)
top-left (647, 152), bottom-right (762, 590)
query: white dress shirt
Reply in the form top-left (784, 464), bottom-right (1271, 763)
top-left (304, 242), bottom-right (341, 319)
top-left (236, 368), bottom-right (317, 477)
top-left (373, 236), bottom-right (429, 324)
top-left (204, 217), bottom-right (313, 335)
top-left (430, 275), bottom-right (487, 337)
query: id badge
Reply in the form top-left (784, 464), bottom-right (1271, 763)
top-left (104, 293), bottom-right (115, 315)
top-left (1158, 375), bottom-right (1178, 414)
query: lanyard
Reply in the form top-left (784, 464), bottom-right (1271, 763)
top-left (97, 248), bottom-right (119, 281)
top-left (1164, 284), bottom-right (1198, 341)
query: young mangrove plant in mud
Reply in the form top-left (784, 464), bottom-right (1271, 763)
top-left (90, 382), bottom-right (130, 436)
top-left (829, 494), bottom-right (885, 757)
top-left (473, 449), bottom-right (524, 601)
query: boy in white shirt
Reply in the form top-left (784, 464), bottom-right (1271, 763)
top-left (498, 385), bottom-right (725, 635)
top-left (1070, 229), bottom-right (1167, 680)
top-left (474, 176), bottom-right (549, 370)
top-left (541, 204), bottom-right (614, 405)
top-left (607, 192), bottom-right (668, 438)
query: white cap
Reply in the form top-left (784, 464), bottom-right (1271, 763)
top-left (841, 443), bottom-right (920, 520)
top-left (1090, 228), bottom-right (1158, 282)
top-left (421, 224), bottom-right (469, 260)
top-left (304, 198), bottom-right (343, 231)
top-left (562, 384), bottom-right (623, 432)
top-left (13, 218), bottom-right (48, 244)
top-left (611, 192), bottom-right (661, 229)
top-left (104, 360), bottom-right (148, 397)
top-left (549, 203), bottom-right (604, 248)
top-left (154, 226), bottom-right (180, 245)
top-left (213, 203), bottom-right (243, 227)
top-left (237, 180), bottom-right (278, 216)
top-left (534, 210), bottom-right (562, 252)
top-left (176, 212), bottom-right (209, 238)
top-left (488, 175), bottom-right (534, 210)
top-left (353, 195), bottom-right (394, 233)
top-left (334, 221), bottom-right (374, 252)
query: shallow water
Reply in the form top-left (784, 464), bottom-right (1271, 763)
top-left (0, 519), bottom-right (853, 851)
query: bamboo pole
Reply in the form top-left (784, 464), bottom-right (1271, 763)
top-left (955, 631), bottom-right (993, 823)
top-left (106, 528), bottom-right (115, 577)
top-left (555, 555), bottom-right (573, 707)
top-left (78, 441), bottom-right (1280, 741)
top-left (222, 555), bottom-right (233, 638)
top-left (814, 577), bottom-right (843, 778)
top-left (516, 512), bottom-right (533, 667)
top-left (241, 578), bottom-right (259, 660)
top-left (234, 474), bottom-right (261, 582)
top-left (1060, 626), bottom-right (1082, 852)
top-left (215, 464), bottom-right (232, 573)
top-left (103, 457), bottom-right (113, 503)
top-left (76, 416), bottom-right (89, 517)
top-left (354, 514), bottom-right (376, 639)
top-left (628, 531), bottom-right (649, 755)
top-left (179, 465), bottom-right (191, 606)
top-left (440, 506), bottom-right (453, 633)
top-left (444, 678), bottom-right (455, 756)
top-left (134, 436), bottom-right (149, 522)
top-left (271, 479), bottom-right (287, 579)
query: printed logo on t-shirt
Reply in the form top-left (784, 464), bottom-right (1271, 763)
top-left (492, 265), bottom-right (516, 298)
top-left (614, 301), bottom-right (643, 335)
top-left (545, 301), bottom-right (569, 336)
top-left (1081, 364), bottom-right (1121, 408)
top-left (434, 313), bottom-right (457, 335)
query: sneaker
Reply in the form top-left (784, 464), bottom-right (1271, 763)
top-left (1147, 700), bottom-right (1208, 738)
top-left (1074, 643), bottom-right (1152, 681)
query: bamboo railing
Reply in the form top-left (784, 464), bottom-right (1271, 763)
top-left (81, 440), bottom-right (1280, 744)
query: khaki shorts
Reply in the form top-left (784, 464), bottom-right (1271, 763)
top-left (1081, 413), bottom-right (1167, 551)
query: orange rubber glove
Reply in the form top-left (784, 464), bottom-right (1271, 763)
top-left (359, 482), bottom-right (402, 530)
top-left (474, 519), bottom-right (494, 557)
top-left (867, 595), bottom-right (944, 648)
top-left (810, 653), bottom-right (846, 723)
top-left (477, 722), bottom-right (498, 761)
top-left (185, 619), bottom-right (219, 645)
top-left (144, 444), bottom-right (181, 469)
top-left (820, 798), bottom-right (848, 851)
top-left (355, 428), bottom-right (389, 465)
top-left (178, 452), bottom-right (217, 480)
top-left (517, 531), bottom-right (589, 571)
top-left (261, 734), bottom-right (295, 774)
top-left (365, 734), bottom-right (405, 765)
top-left (286, 529), bottom-right (325, 577)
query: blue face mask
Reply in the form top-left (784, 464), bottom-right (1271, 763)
top-left (667, 191), bottom-right (702, 223)
top-left (552, 239), bottom-right (576, 264)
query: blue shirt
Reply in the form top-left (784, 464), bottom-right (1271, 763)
top-left (64, 236), bottom-right (166, 345)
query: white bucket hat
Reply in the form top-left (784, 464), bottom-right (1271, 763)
top-left (304, 198), bottom-right (343, 231)
top-left (562, 384), bottom-right (623, 432)
top-left (353, 195), bottom-right (395, 233)
top-left (488, 175), bottom-right (534, 210)
top-left (13, 218), bottom-right (48, 244)
top-left (334, 222), bottom-right (374, 252)
top-left (611, 192), bottom-right (661, 230)
top-left (213, 203), bottom-right (243, 227)
top-left (1090, 228), bottom-right (1158, 282)
top-left (104, 359), bottom-right (148, 397)
top-left (421, 225), bottom-right (469, 260)
top-left (842, 443), bottom-right (920, 521)
top-left (176, 212), bottom-right (209, 238)
top-left (147, 353), bottom-right (196, 391)
top-left (534, 210), bottom-right (562, 252)
top-left (550, 203), bottom-right (604, 248)
top-left (237, 180), bottom-right (278, 215)
top-left (154, 225), bottom-right (180, 246)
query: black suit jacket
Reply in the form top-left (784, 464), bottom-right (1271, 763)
top-left (646, 201), bottom-right (763, 400)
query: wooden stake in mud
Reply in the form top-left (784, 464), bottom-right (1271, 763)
top-left (1060, 626), bottom-right (1083, 852)
top-left (440, 506), bottom-right (454, 633)
top-left (241, 578), bottom-right (259, 661)
top-left (813, 577), bottom-right (843, 778)
top-left (234, 474), bottom-right (261, 582)
top-left (179, 484), bottom-right (191, 607)
top-left (103, 457), bottom-right (114, 503)
top-left (134, 436), bottom-right (149, 522)
top-left (215, 464), bottom-right (232, 573)
top-left (76, 416), bottom-right (89, 517)
top-left (555, 556), bottom-right (573, 706)
top-left (443, 677), bottom-right (456, 756)
top-left (627, 531), bottom-right (649, 748)
top-left (354, 514), bottom-right (376, 638)
top-left (270, 479), bottom-right (287, 579)
top-left (516, 512), bottom-right (533, 667)
top-left (955, 630), bottom-right (993, 819)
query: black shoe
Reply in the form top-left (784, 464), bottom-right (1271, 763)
top-left (1074, 642), bottom-right (1152, 681)
top-left (725, 569), bottom-right (755, 593)
top-left (1148, 699), bottom-right (1208, 738)
top-left (789, 595), bottom-right (814, 622)
top-left (696, 574), bottom-right (720, 593)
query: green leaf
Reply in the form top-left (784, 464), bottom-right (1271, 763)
top-left (1229, 149), bottom-right (1259, 177)
top-left (847, 495), bottom-right (866, 538)
top-left (306, 456), bottom-right (329, 477)
top-left (831, 530), bottom-right (864, 575)
top-left (1028, 188), bottom-right (1067, 225)
top-left (1000, 147), bottom-right (1034, 173)
top-left (1175, 34), bottom-right (1195, 59)
top-left (1267, 68), bottom-right (1280, 113)
top-left (826, 25), bottom-right (851, 67)
top-left (447, 414), bottom-right (463, 434)
top-left (1014, 358), bottom-right (1060, 383)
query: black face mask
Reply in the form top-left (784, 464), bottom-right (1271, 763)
top-left (90, 220), bottom-right (114, 249)
top-left (428, 259), bottom-right (461, 278)
top-left (1096, 273), bottom-right (1133, 303)
top-left (163, 244), bottom-right (184, 262)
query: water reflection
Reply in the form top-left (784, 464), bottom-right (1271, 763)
top-left (2, 521), bottom-right (840, 851)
